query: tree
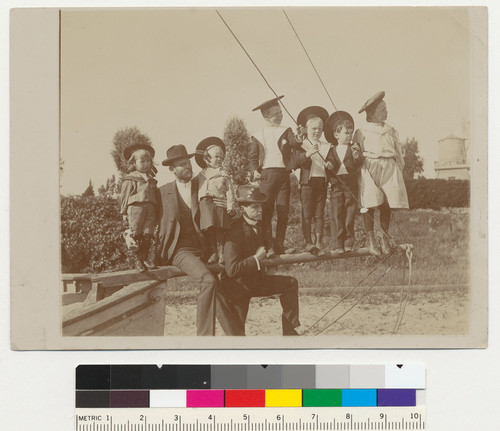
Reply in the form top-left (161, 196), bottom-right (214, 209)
top-left (82, 179), bottom-right (95, 197)
top-left (403, 137), bottom-right (424, 180)
top-left (222, 116), bottom-right (251, 186)
top-left (98, 174), bottom-right (119, 199)
top-left (112, 126), bottom-right (153, 177)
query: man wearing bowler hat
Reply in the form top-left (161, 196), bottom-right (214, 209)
top-left (249, 95), bottom-right (299, 257)
top-left (156, 144), bottom-right (235, 336)
top-left (219, 184), bottom-right (301, 336)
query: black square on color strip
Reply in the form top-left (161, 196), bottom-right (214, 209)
top-left (141, 365), bottom-right (178, 389)
top-left (110, 365), bottom-right (143, 389)
top-left (75, 391), bottom-right (110, 408)
top-left (76, 365), bottom-right (110, 390)
top-left (176, 365), bottom-right (211, 389)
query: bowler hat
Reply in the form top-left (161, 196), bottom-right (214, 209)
top-left (358, 91), bottom-right (385, 114)
top-left (236, 185), bottom-right (267, 204)
top-left (123, 142), bottom-right (155, 161)
top-left (195, 137), bottom-right (226, 169)
top-left (324, 111), bottom-right (354, 145)
top-left (161, 144), bottom-right (194, 166)
top-left (252, 95), bottom-right (284, 112)
top-left (296, 106), bottom-right (329, 128)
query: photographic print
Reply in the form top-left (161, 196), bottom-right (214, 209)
top-left (10, 7), bottom-right (487, 349)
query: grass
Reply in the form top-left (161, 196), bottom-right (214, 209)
top-left (167, 208), bottom-right (469, 292)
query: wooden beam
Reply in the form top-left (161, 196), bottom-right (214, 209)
top-left (86, 245), bottom-right (412, 289)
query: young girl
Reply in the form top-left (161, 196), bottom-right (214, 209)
top-left (120, 141), bottom-right (158, 272)
top-left (195, 137), bottom-right (236, 265)
top-left (324, 111), bottom-right (363, 254)
top-left (354, 91), bottom-right (409, 256)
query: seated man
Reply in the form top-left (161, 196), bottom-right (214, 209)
top-left (219, 184), bottom-right (301, 336)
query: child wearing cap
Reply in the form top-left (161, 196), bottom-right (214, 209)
top-left (120, 141), bottom-right (158, 272)
top-left (324, 111), bottom-right (364, 254)
top-left (354, 91), bottom-right (409, 256)
top-left (195, 137), bottom-right (236, 265)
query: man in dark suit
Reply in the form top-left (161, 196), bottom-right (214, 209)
top-left (219, 185), bottom-right (301, 336)
top-left (155, 144), bottom-right (234, 336)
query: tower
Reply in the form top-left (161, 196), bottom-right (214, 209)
top-left (434, 133), bottom-right (470, 180)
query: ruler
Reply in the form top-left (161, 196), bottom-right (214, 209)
top-left (75, 407), bottom-right (425, 430)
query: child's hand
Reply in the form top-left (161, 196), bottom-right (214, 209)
top-left (254, 246), bottom-right (267, 262)
top-left (325, 161), bottom-right (334, 171)
top-left (295, 125), bottom-right (306, 142)
top-left (252, 170), bottom-right (261, 181)
top-left (351, 143), bottom-right (361, 159)
top-left (306, 143), bottom-right (319, 158)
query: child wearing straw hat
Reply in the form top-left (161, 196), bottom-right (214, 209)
top-left (120, 140), bottom-right (158, 272)
top-left (195, 137), bottom-right (236, 265)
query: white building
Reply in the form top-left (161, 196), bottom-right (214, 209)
top-left (434, 134), bottom-right (470, 180)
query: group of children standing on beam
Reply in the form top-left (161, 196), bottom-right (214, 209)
top-left (119, 90), bottom-right (409, 272)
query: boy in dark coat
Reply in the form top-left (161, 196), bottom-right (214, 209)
top-left (324, 111), bottom-right (363, 253)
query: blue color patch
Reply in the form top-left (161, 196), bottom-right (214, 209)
top-left (342, 389), bottom-right (377, 406)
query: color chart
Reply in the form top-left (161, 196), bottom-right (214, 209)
top-left (75, 364), bottom-right (425, 430)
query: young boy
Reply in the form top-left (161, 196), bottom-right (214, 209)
top-left (324, 111), bottom-right (363, 253)
top-left (120, 140), bottom-right (158, 272)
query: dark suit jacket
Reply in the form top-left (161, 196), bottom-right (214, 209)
top-left (292, 142), bottom-right (339, 185)
top-left (222, 217), bottom-right (264, 291)
top-left (248, 127), bottom-right (300, 173)
top-left (328, 145), bottom-right (364, 187)
top-left (156, 176), bottom-right (202, 264)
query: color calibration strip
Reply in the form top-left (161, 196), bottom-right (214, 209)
top-left (77, 388), bottom-right (418, 408)
top-left (76, 364), bottom-right (424, 408)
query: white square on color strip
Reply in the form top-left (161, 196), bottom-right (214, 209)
top-left (149, 390), bottom-right (187, 408)
top-left (349, 365), bottom-right (385, 388)
top-left (385, 364), bottom-right (426, 389)
top-left (416, 390), bottom-right (426, 406)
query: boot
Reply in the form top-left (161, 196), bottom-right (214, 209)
top-left (366, 231), bottom-right (381, 257)
top-left (379, 233), bottom-right (392, 255)
top-left (141, 236), bottom-right (157, 270)
top-left (131, 249), bottom-right (147, 273)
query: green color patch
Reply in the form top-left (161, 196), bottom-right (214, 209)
top-left (302, 389), bottom-right (342, 407)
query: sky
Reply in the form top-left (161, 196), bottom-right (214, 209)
top-left (60, 7), bottom-right (477, 195)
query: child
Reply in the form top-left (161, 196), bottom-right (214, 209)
top-left (120, 140), bottom-right (158, 272)
top-left (324, 111), bottom-right (363, 254)
top-left (195, 137), bottom-right (236, 265)
top-left (354, 91), bottom-right (409, 256)
top-left (292, 105), bottom-right (332, 256)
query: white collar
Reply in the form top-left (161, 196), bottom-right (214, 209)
top-left (243, 215), bottom-right (259, 227)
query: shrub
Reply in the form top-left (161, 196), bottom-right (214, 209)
top-left (61, 195), bottom-right (129, 273)
top-left (405, 178), bottom-right (469, 209)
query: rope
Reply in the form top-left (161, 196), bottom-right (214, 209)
top-left (311, 257), bottom-right (399, 336)
top-left (392, 244), bottom-right (413, 333)
top-left (301, 252), bottom-right (394, 336)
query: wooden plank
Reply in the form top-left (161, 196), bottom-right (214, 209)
top-left (83, 244), bottom-right (412, 289)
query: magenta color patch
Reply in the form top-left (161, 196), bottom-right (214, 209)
top-left (186, 390), bottom-right (224, 407)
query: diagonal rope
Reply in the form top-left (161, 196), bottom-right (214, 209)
top-left (393, 245), bottom-right (413, 333)
top-left (301, 252), bottom-right (394, 336)
top-left (312, 258), bottom-right (399, 336)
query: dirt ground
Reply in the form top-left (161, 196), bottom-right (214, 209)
top-left (163, 287), bottom-right (469, 336)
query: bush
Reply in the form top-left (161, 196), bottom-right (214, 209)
top-left (405, 178), bottom-right (469, 209)
top-left (61, 195), bottom-right (129, 273)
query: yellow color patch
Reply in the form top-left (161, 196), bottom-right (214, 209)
top-left (265, 390), bottom-right (302, 407)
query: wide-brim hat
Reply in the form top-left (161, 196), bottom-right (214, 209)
top-left (123, 142), bottom-right (155, 161)
top-left (252, 95), bottom-right (284, 112)
top-left (324, 111), bottom-right (355, 144)
top-left (194, 137), bottom-right (226, 169)
top-left (236, 185), bottom-right (267, 204)
top-left (161, 144), bottom-right (194, 166)
top-left (296, 106), bottom-right (329, 128)
top-left (358, 91), bottom-right (385, 114)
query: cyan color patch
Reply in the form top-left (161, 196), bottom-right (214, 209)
top-left (342, 389), bottom-right (377, 406)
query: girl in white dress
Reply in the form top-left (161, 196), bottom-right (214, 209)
top-left (353, 91), bottom-right (408, 256)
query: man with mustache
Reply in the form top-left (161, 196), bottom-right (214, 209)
top-left (156, 144), bottom-right (235, 336)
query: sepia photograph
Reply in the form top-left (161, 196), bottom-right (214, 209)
top-left (10, 6), bottom-right (488, 349)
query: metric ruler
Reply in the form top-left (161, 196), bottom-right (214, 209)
top-left (75, 407), bottom-right (426, 430)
